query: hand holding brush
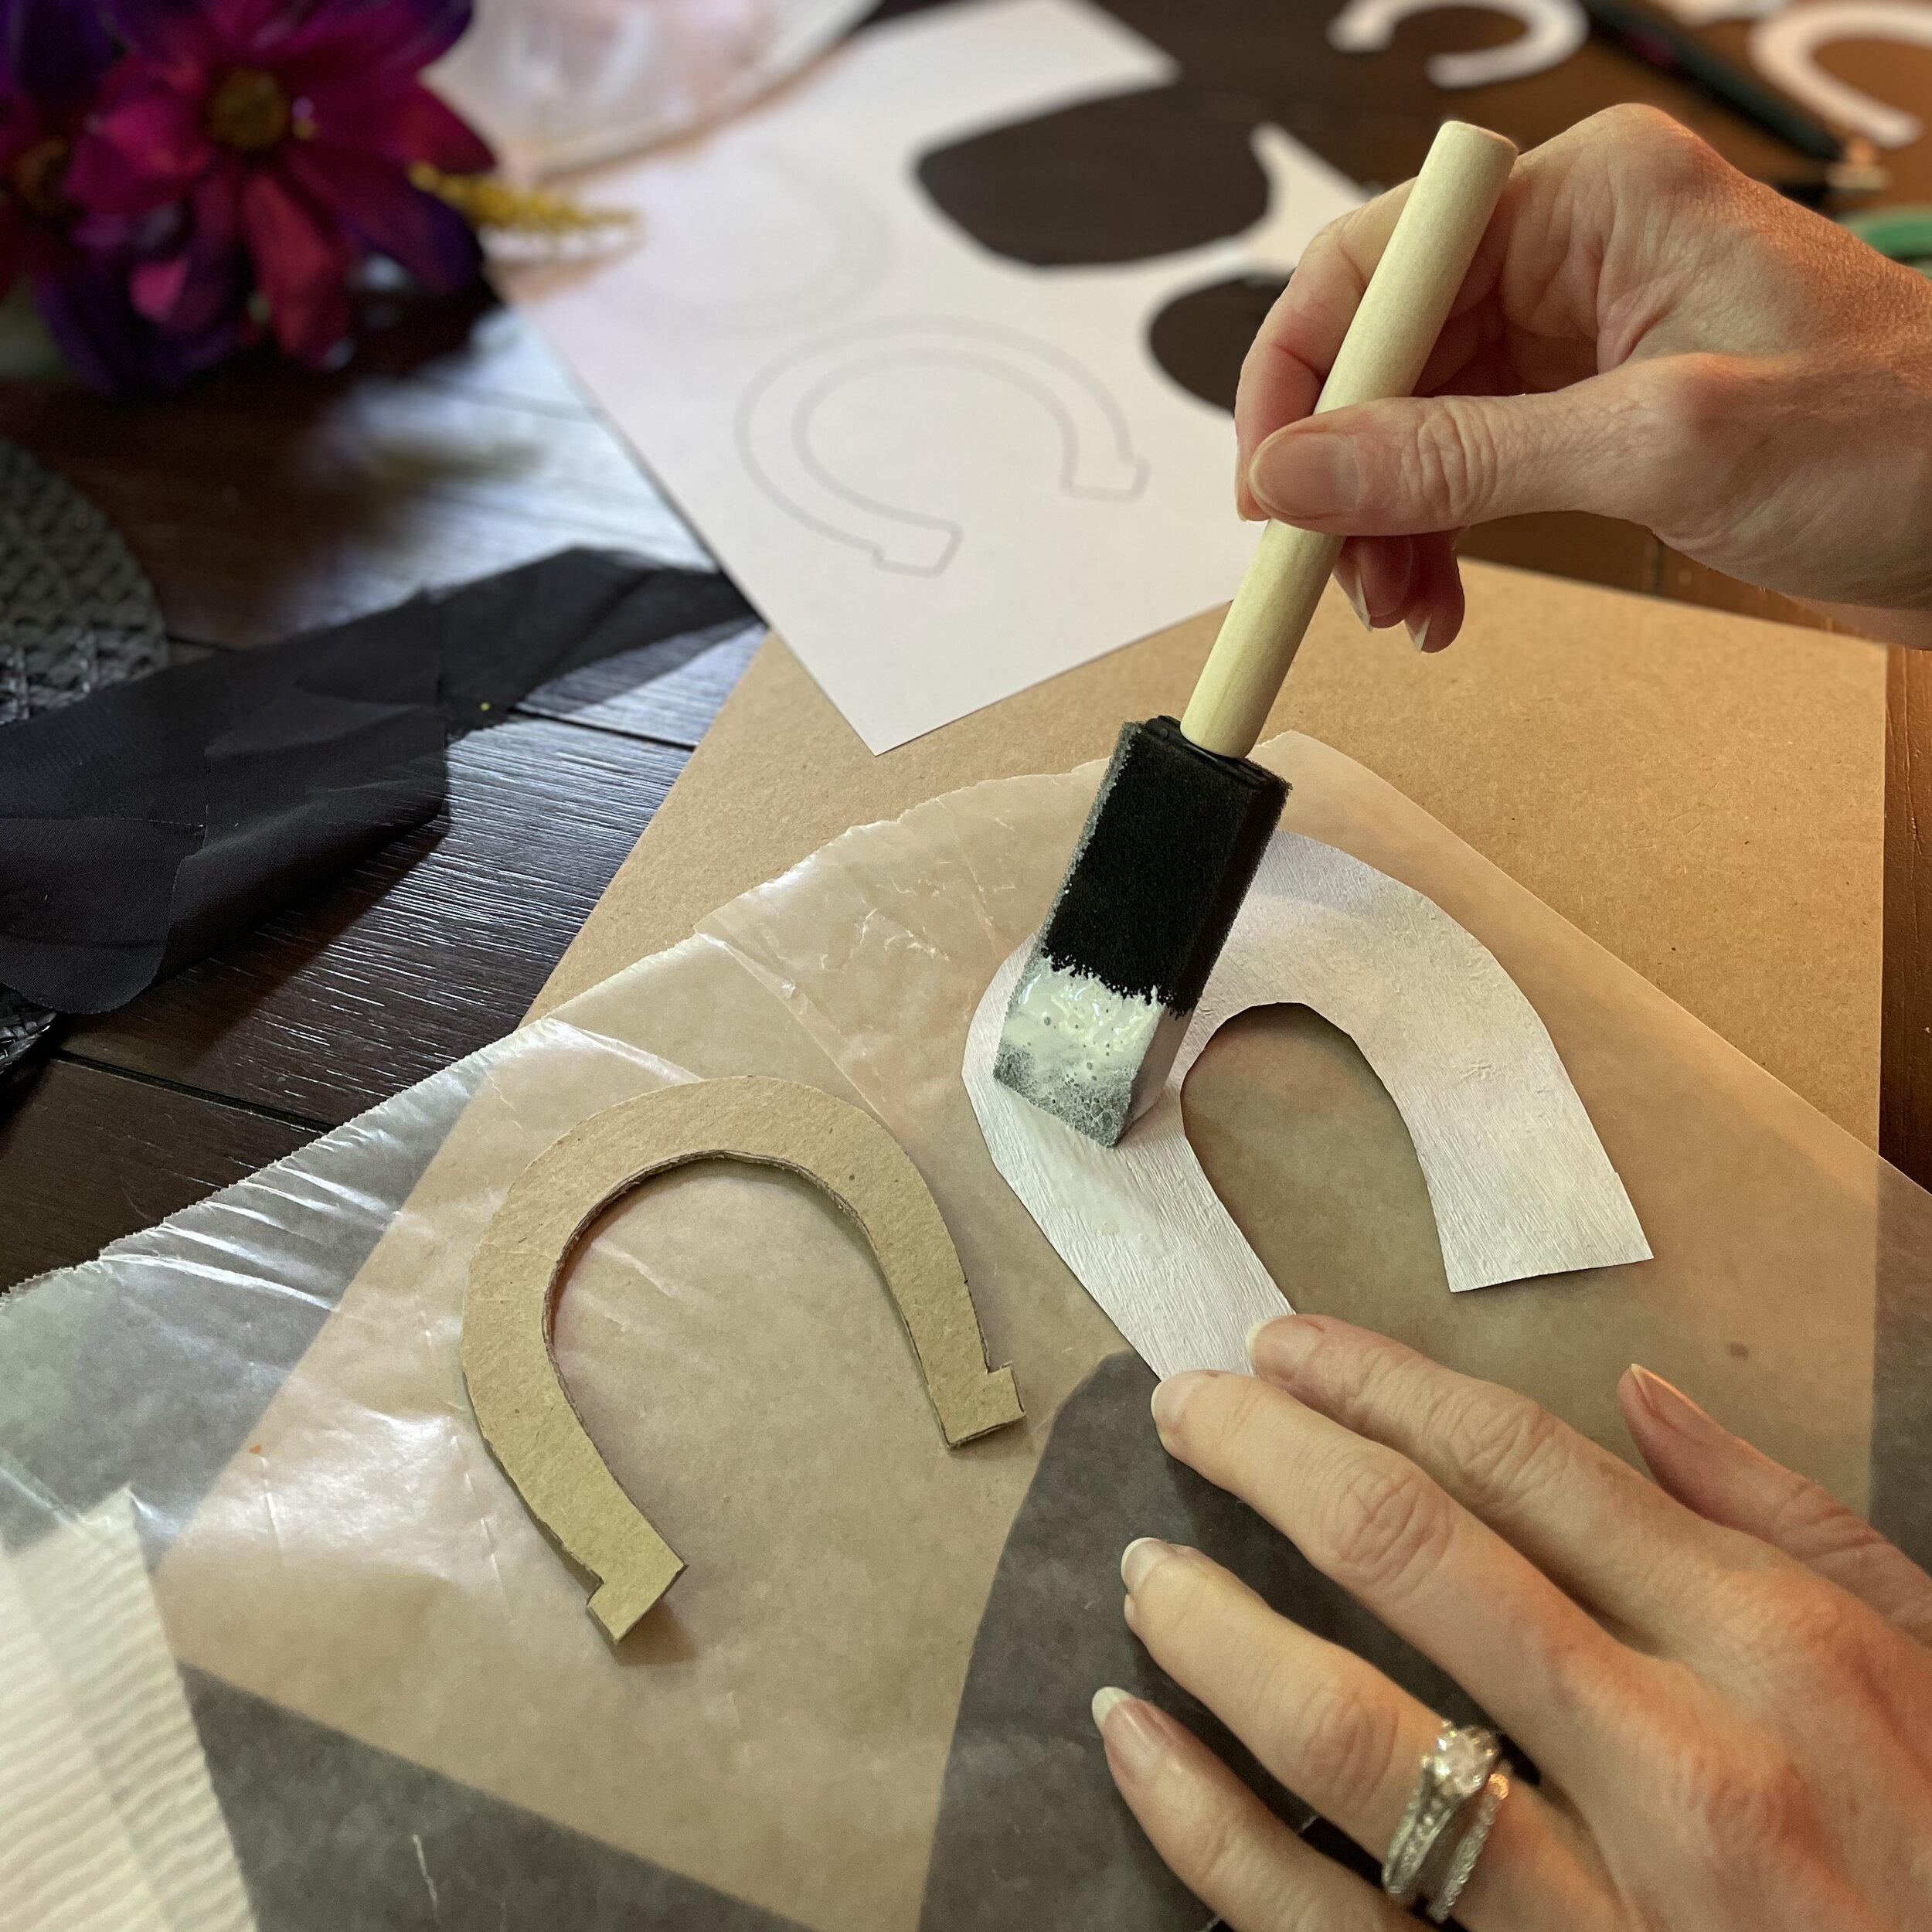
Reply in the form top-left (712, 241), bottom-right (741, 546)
top-left (994, 120), bottom-right (1518, 1145)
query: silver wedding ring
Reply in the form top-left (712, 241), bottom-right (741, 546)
top-left (1382, 1722), bottom-right (1510, 1919)
top-left (1425, 1767), bottom-right (1509, 1923)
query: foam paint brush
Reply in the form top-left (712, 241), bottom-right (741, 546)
top-left (994, 121), bottom-right (1518, 1145)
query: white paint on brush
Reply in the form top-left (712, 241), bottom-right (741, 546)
top-left (965, 830), bottom-right (1651, 1378)
top-left (992, 953), bottom-right (1177, 1145)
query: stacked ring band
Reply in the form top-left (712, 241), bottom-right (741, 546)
top-left (1382, 1723), bottom-right (1510, 1916)
top-left (1426, 1768), bottom-right (1510, 1923)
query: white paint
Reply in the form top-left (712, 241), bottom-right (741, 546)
top-left (1328, 0), bottom-right (1587, 87)
top-left (965, 832), bottom-right (1651, 1377)
top-left (992, 951), bottom-right (1173, 1145)
top-left (1750, 2), bottom-right (1932, 148)
top-left (506, 0), bottom-right (1363, 750)
top-left (1650, 0), bottom-right (1782, 26)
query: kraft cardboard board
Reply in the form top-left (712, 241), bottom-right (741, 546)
top-left (149, 730), bottom-right (1913, 1932)
top-left (531, 560), bottom-right (1888, 1145)
top-left (463, 1074), bottom-right (1025, 1638)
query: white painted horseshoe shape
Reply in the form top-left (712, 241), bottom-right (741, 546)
top-left (734, 317), bottom-right (1149, 574)
top-left (1328, 0), bottom-right (1587, 87)
top-left (463, 1076), bottom-right (1024, 1641)
top-left (1750, 2), bottom-right (1932, 149)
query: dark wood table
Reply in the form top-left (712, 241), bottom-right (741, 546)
top-left (4, 2), bottom-right (1930, 1289)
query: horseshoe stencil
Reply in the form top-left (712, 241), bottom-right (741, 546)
top-left (1750, 2), bottom-right (1932, 148)
top-left (463, 1076), bottom-right (1024, 1641)
top-left (1328, 0), bottom-right (1587, 86)
top-left (734, 318), bottom-right (1150, 574)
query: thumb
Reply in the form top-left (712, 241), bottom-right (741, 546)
top-left (1246, 368), bottom-right (1680, 536)
top-left (1620, 1364), bottom-right (1932, 1645)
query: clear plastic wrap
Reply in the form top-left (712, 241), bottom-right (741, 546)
top-left (3, 733), bottom-right (1928, 1930)
top-left (430, 0), bottom-right (874, 182)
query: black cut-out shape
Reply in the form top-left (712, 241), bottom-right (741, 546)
top-left (185, 1668), bottom-right (808, 1931)
top-left (920, 1349), bottom-right (1529, 1929)
top-left (1147, 271), bottom-right (1290, 413)
top-left (917, 85), bottom-right (1271, 266)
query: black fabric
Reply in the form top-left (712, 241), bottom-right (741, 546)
top-left (0, 549), bottom-right (752, 1013)
top-left (184, 1670), bottom-right (809, 1931)
top-left (920, 1351), bottom-right (1522, 1929)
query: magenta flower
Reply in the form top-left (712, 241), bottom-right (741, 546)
top-left (68, 0), bottom-right (492, 367)
top-left (0, 0), bottom-right (224, 389)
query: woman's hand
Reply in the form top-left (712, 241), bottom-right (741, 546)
top-left (1236, 106), bottom-right (1932, 651)
top-left (1093, 1314), bottom-right (1932, 1929)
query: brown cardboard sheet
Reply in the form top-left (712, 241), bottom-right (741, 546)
top-left (154, 726), bottom-right (1923, 1932)
top-left (533, 560), bottom-right (1887, 1142)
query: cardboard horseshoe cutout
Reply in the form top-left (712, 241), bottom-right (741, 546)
top-left (462, 1075), bottom-right (1025, 1641)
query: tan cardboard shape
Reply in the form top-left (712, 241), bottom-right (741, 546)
top-left (462, 1075), bottom-right (1024, 1639)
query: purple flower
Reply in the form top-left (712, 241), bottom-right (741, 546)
top-left (0, 0), bottom-right (223, 390)
top-left (68, 0), bottom-right (492, 367)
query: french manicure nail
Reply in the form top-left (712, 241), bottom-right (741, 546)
top-left (1341, 570), bottom-right (1372, 632)
top-left (1121, 1536), bottom-right (1175, 1593)
top-left (1248, 1314), bottom-right (1323, 1381)
top-left (1249, 429), bottom-right (1362, 520)
top-left (1090, 1685), bottom-right (1167, 1780)
top-left (1629, 1364), bottom-right (1724, 1444)
top-left (1151, 1369), bottom-right (1215, 1434)
top-left (1408, 614), bottom-right (1431, 653)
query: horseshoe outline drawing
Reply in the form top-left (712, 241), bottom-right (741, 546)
top-left (1328, 0), bottom-right (1587, 87)
top-left (1750, 2), bottom-right (1932, 148)
top-left (462, 1076), bottom-right (1024, 1642)
top-left (735, 318), bottom-right (1150, 574)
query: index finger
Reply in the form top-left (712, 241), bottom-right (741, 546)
top-left (1233, 185), bottom-right (1409, 515)
top-left (1233, 169), bottom-right (1512, 515)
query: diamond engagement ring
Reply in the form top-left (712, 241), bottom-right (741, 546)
top-left (1381, 1723), bottom-right (1501, 1907)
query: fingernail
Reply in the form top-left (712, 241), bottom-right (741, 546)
top-left (1342, 571), bottom-right (1372, 632)
top-left (1629, 1364), bottom-right (1723, 1444)
top-left (1408, 614), bottom-right (1431, 653)
top-left (1090, 1685), bottom-right (1167, 1781)
top-left (1121, 1536), bottom-right (1175, 1593)
top-left (1151, 1369), bottom-right (1216, 1434)
top-left (1250, 429), bottom-right (1361, 520)
top-left (1248, 1313), bottom-right (1324, 1382)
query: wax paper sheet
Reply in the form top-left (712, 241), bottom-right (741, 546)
top-left (2, 734), bottom-right (1928, 1932)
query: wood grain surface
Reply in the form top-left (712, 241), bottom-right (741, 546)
top-left (2, 0), bottom-right (1928, 1291)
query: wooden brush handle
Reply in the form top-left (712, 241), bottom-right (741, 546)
top-left (1179, 121), bottom-right (1517, 759)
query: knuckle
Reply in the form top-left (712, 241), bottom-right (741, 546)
top-left (1761, 1476), bottom-right (1886, 1568)
top-left (1598, 102), bottom-right (1724, 188)
top-left (1668, 1732), bottom-right (1815, 1868)
top-left (1281, 1665), bottom-right (1406, 1818)
top-left (1318, 1454), bottom-right (1452, 1598)
top-left (1644, 354), bottom-right (1750, 448)
top-left (1398, 399), bottom-right (1498, 519)
top-left (1437, 1388), bottom-right (1566, 1506)
top-left (1722, 1567), bottom-right (1872, 1682)
top-left (1179, 1371), bottom-right (1277, 1472)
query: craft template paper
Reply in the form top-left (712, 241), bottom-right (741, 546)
top-left (1328, 0), bottom-right (1587, 88)
top-left (508, 0), bottom-right (1362, 750)
top-left (968, 832), bottom-right (1651, 1376)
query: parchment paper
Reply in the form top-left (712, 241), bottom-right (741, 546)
top-left (3, 733), bottom-right (1927, 1930)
